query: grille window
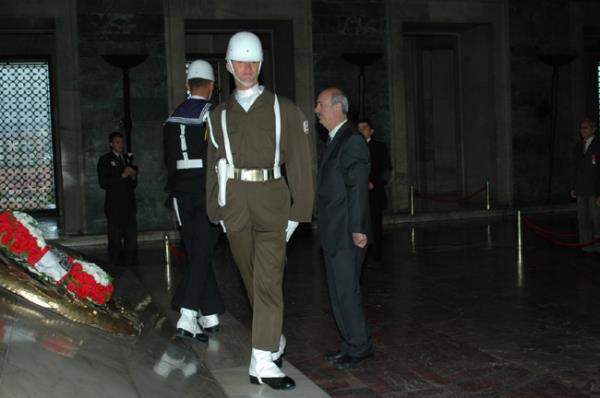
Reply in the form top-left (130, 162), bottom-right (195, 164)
top-left (0, 60), bottom-right (56, 210)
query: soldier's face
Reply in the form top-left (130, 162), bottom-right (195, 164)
top-left (110, 137), bottom-right (125, 154)
top-left (581, 121), bottom-right (596, 139)
top-left (230, 61), bottom-right (260, 87)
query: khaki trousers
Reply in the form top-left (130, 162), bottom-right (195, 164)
top-left (227, 224), bottom-right (286, 351)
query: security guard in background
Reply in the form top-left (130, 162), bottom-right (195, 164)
top-left (164, 60), bottom-right (225, 343)
top-left (97, 132), bottom-right (138, 267)
top-left (206, 32), bottom-right (315, 390)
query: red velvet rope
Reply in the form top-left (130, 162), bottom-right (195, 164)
top-left (522, 217), bottom-right (576, 238)
top-left (414, 185), bottom-right (486, 203)
top-left (523, 217), bottom-right (600, 248)
top-left (169, 244), bottom-right (186, 259)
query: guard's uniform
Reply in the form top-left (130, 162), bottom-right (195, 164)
top-left (97, 151), bottom-right (137, 266)
top-left (164, 96), bottom-right (224, 314)
top-left (206, 88), bottom-right (315, 351)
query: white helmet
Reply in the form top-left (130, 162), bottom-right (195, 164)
top-left (187, 60), bottom-right (215, 81)
top-left (226, 32), bottom-right (263, 62)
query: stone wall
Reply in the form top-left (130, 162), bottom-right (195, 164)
top-left (509, 0), bottom-right (575, 204)
top-left (77, 0), bottom-right (170, 232)
top-left (312, 0), bottom-right (390, 145)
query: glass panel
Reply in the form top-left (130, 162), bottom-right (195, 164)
top-left (0, 61), bottom-right (56, 210)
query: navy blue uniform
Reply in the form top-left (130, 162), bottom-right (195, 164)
top-left (164, 97), bottom-right (224, 314)
top-left (97, 152), bottom-right (137, 266)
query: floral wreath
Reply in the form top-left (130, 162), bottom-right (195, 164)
top-left (0, 211), bottom-right (114, 305)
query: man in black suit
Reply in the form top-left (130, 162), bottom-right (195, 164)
top-left (163, 60), bottom-right (224, 343)
top-left (315, 87), bottom-right (373, 370)
top-left (358, 118), bottom-right (392, 261)
top-left (570, 117), bottom-right (600, 253)
top-left (97, 131), bottom-right (137, 267)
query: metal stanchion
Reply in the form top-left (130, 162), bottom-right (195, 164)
top-left (410, 185), bottom-right (414, 216)
top-left (485, 180), bottom-right (491, 210)
top-left (164, 233), bottom-right (172, 291)
top-left (517, 210), bottom-right (522, 250)
top-left (164, 233), bottom-right (171, 266)
top-left (516, 210), bottom-right (523, 288)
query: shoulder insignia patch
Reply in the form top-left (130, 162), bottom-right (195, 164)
top-left (303, 120), bottom-right (309, 134)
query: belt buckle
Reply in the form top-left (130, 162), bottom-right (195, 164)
top-left (240, 169), bottom-right (259, 182)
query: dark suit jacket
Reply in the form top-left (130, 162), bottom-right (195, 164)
top-left (97, 151), bottom-right (137, 215)
top-left (367, 139), bottom-right (392, 207)
top-left (572, 136), bottom-right (600, 197)
top-left (317, 121), bottom-right (371, 253)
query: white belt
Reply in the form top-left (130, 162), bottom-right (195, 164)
top-left (176, 159), bottom-right (203, 169)
top-left (213, 93), bottom-right (281, 207)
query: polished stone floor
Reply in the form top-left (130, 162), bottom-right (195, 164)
top-left (3, 213), bottom-right (600, 397)
top-left (216, 214), bottom-right (600, 397)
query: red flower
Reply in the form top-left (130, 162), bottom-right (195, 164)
top-left (0, 231), bottom-right (13, 246)
top-left (58, 260), bottom-right (114, 305)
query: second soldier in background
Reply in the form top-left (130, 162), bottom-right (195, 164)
top-left (163, 60), bottom-right (225, 343)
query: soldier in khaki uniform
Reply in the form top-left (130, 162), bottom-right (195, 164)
top-left (206, 31), bottom-right (314, 391)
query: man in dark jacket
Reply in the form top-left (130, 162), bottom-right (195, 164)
top-left (164, 59), bottom-right (224, 343)
top-left (97, 131), bottom-right (137, 267)
top-left (315, 87), bottom-right (373, 370)
top-left (358, 118), bottom-right (392, 261)
top-left (570, 117), bottom-right (600, 252)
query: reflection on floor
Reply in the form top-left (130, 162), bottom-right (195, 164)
top-left (3, 213), bottom-right (600, 397)
top-left (0, 268), bottom-right (226, 398)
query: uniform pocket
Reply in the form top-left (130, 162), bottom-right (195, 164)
top-left (249, 179), bottom-right (290, 231)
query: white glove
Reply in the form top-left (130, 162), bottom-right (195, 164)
top-left (285, 220), bottom-right (299, 242)
top-left (219, 220), bottom-right (226, 233)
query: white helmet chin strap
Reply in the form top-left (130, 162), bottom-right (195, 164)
top-left (227, 60), bottom-right (263, 88)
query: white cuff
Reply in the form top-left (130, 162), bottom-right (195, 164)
top-left (285, 220), bottom-right (299, 242)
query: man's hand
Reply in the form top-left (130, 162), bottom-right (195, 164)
top-left (570, 190), bottom-right (576, 199)
top-left (286, 220), bottom-right (299, 242)
top-left (352, 233), bottom-right (367, 248)
top-left (121, 166), bottom-right (137, 178)
top-left (368, 181), bottom-right (374, 190)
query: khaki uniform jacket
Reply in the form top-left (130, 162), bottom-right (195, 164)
top-left (206, 89), bottom-right (315, 231)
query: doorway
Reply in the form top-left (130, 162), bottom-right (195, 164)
top-left (403, 23), bottom-right (495, 212)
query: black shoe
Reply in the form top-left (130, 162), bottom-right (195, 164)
top-left (324, 350), bottom-right (345, 362)
top-left (249, 375), bottom-right (296, 390)
top-left (333, 353), bottom-right (374, 370)
top-left (273, 349), bottom-right (286, 368)
top-left (176, 328), bottom-right (208, 343)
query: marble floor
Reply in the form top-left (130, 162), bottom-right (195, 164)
top-left (3, 213), bottom-right (600, 397)
top-left (279, 216), bottom-right (600, 398)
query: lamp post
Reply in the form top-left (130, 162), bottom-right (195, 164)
top-left (342, 53), bottom-right (383, 119)
top-left (537, 54), bottom-right (576, 202)
top-left (101, 54), bottom-right (148, 153)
